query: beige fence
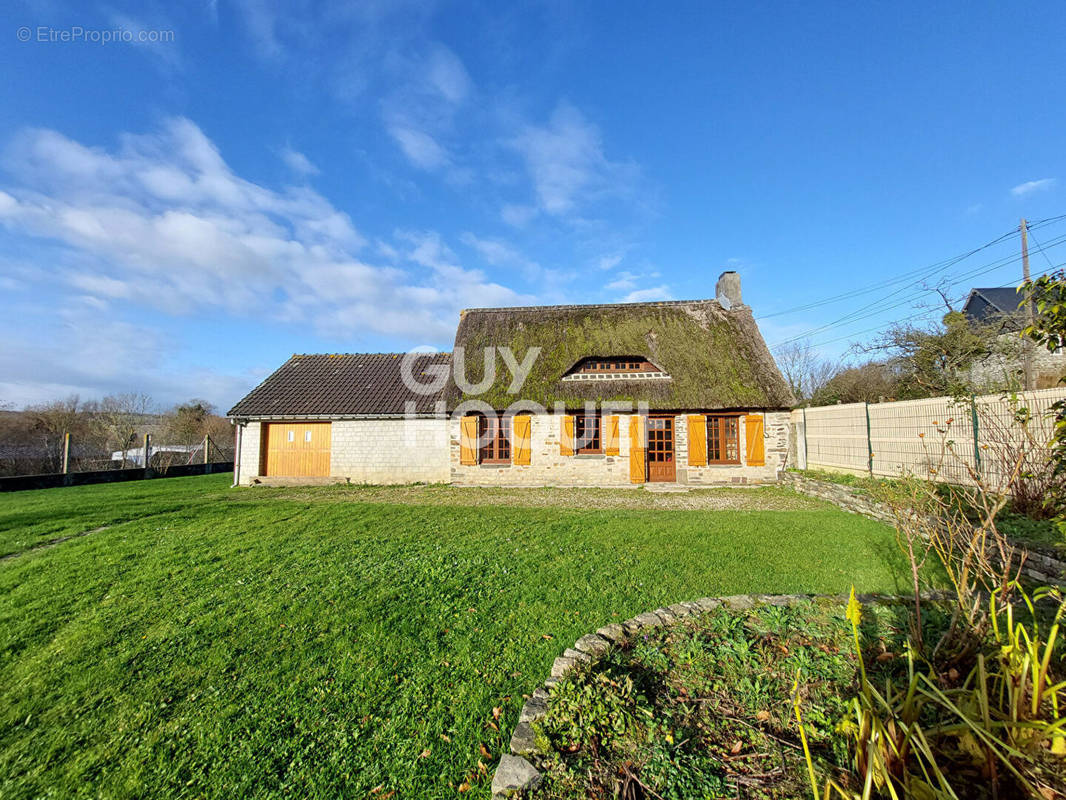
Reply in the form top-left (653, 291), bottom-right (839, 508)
top-left (793, 387), bottom-right (1066, 485)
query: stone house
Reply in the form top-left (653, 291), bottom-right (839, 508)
top-left (227, 271), bottom-right (795, 487)
top-left (962, 287), bottom-right (1066, 390)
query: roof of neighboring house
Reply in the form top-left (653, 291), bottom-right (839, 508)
top-left (963, 287), bottom-right (1024, 326)
top-left (444, 298), bottom-right (794, 410)
top-left (227, 353), bottom-right (452, 417)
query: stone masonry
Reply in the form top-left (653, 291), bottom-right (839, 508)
top-left (449, 412), bottom-right (789, 487)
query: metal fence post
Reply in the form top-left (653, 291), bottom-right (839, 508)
top-left (865, 402), bottom-right (874, 476)
top-left (144, 433), bottom-right (152, 475)
top-left (801, 407), bottom-right (808, 470)
top-left (971, 394), bottom-right (981, 475)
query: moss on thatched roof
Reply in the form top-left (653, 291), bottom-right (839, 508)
top-left (445, 299), bottom-right (794, 411)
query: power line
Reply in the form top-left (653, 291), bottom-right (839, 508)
top-left (758, 213), bottom-right (1066, 322)
top-left (800, 264), bottom-right (1063, 352)
top-left (1026, 226), bottom-right (1059, 271)
top-left (755, 228), bottom-right (1019, 320)
top-left (768, 232), bottom-right (1066, 349)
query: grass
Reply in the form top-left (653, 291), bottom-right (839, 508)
top-left (0, 474), bottom-right (912, 799)
top-left (791, 468), bottom-right (1066, 555)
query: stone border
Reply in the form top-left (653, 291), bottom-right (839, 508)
top-left (779, 472), bottom-right (1066, 587)
top-left (491, 591), bottom-right (917, 799)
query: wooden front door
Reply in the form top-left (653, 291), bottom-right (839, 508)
top-left (262, 422), bottom-right (331, 477)
top-left (646, 416), bottom-right (676, 482)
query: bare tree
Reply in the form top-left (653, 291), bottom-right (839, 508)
top-left (100, 393), bottom-right (154, 468)
top-left (25, 395), bottom-right (99, 472)
top-left (773, 338), bottom-right (836, 403)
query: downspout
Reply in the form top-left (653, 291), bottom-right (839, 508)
top-left (231, 420), bottom-right (242, 488)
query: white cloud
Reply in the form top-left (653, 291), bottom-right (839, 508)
top-left (1010, 178), bottom-right (1056, 197)
top-left (388, 125), bottom-right (450, 170)
top-left (508, 102), bottom-right (637, 217)
top-left (501, 203), bottom-right (537, 227)
top-left (597, 254), bottom-right (623, 271)
top-left (426, 45), bottom-right (471, 104)
top-left (621, 286), bottom-right (672, 303)
top-left (605, 271), bottom-right (639, 292)
top-left (0, 119), bottom-right (529, 350)
top-left (280, 146), bottom-right (319, 176)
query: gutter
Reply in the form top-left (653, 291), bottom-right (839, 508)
top-left (231, 420), bottom-right (242, 488)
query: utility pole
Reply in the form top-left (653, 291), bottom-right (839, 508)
top-left (1021, 218), bottom-right (1034, 390)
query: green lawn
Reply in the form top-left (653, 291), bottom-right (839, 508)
top-left (0, 475), bottom-right (910, 799)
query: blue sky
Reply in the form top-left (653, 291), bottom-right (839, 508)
top-left (1, 1), bottom-right (1064, 410)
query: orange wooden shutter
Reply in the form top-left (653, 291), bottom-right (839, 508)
top-left (628, 415), bottom-right (646, 483)
top-left (745, 413), bottom-right (765, 466)
top-left (604, 415), bottom-right (620, 456)
top-left (560, 415), bottom-right (574, 456)
top-left (687, 415), bottom-right (707, 466)
top-left (513, 415), bottom-right (531, 465)
top-left (460, 416), bottom-right (478, 465)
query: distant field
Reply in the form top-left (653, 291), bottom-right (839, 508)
top-left (0, 474), bottom-right (910, 799)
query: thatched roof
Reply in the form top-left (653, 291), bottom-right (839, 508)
top-left (445, 299), bottom-right (794, 411)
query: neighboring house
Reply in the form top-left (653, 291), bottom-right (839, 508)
top-left (962, 287), bottom-right (1066, 390)
top-left (228, 271), bottom-right (795, 487)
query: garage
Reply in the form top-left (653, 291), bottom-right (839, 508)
top-left (261, 422), bottom-right (331, 477)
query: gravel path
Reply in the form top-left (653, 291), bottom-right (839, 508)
top-left (252, 483), bottom-right (834, 512)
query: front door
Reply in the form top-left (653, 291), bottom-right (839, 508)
top-left (646, 416), bottom-right (676, 482)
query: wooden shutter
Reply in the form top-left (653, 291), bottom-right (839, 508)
top-left (687, 415), bottom-right (707, 466)
top-left (460, 416), bottom-right (478, 465)
top-left (512, 415), bottom-right (531, 465)
top-left (628, 415), bottom-right (645, 483)
top-left (560, 415), bottom-right (574, 456)
top-left (745, 413), bottom-right (765, 466)
top-left (604, 415), bottom-right (620, 456)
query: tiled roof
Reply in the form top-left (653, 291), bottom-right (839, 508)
top-left (963, 287), bottom-right (1023, 318)
top-left (227, 353), bottom-right (451, 417)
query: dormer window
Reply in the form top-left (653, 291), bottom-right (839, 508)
top-left (561, 357), bottom-right (671, 382)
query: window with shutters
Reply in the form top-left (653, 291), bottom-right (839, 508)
top-left (478, 415), bottom-right (511, 464)
top-left (574, 413), bottom-right (601, 454)
top-left (707, 415), bottom-right (741, 464)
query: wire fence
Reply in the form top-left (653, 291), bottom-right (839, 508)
top-left (0, 434), bottom-right (234, 478)
top-left (793, 387), bottom-right (1066, 486)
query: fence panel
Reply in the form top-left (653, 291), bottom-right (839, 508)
top-left (802, 402), bottom-right (869, 473)
top-left (798, 387), bottom-right (1066, 486)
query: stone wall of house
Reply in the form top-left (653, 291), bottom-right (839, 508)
top-left (448, 412), bottom-right (788, 487)
top-left (677, 411), bottom-right (790, 485)
top-left (234, 420), bottom-right (261, 485)
top-left (329, 419), bottom-right (450, 484)
top-left (448, 413), bottom-right (633, 487)
top-left (968, 335), bottom-right (1066, 391)
top-left (234, 418), bottom-right (450, 485)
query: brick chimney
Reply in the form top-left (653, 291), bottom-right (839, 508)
top-left (715, 271), bottom-right (742, 309)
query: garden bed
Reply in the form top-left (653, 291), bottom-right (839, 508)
top-left (522, 596), bottom-right (1065, 800)
top-left (523, 599), bottom-right (902, 799)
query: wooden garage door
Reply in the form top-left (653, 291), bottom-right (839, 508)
top-left (262, 422), bottom-right (331, 477)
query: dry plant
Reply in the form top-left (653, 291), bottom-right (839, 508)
top-left (877, 405), bottom-right (1033, 665)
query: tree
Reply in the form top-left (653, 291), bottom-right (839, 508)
top-left (162, 400), bottom-right (217, 445)
top-left (863, 311), bottom-right (1007, 399)
top-left (25, 395), bottom-right (105, 471)
top-left (100, 393), bottom-right (154, 468)
top-left (773, 339), bottom-right (837, 404)
top-left (810, 360), bottom-right (902, 405)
